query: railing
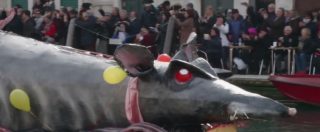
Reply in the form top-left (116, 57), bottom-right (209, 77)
top-left (270, 47), bottom-right (297, 75)
top-left (228, 45), bottom-right (252, 71)
top-left (228, 45), bottom-right (300, 75)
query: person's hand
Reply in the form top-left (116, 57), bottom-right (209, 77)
top-left (242, 34), bottom-right (249, 40)
top-left (155, 23), bottom-right (160, 28)
top-left (263, 14), bottom-right (268, 19)
top-left (279, 37), bottom-right (284, 42)
top-left (123, 21), bottom-right (130, 25)
top-left (216, 21), bottom-right (223, 26)
top-left (136, 34), bottom-right (143, 41)
top-left (201, 17), bottom-right (208, 23)
top-left (169, 10), bottom-right (175, 16)
top-left (299, 21), bottom-right (305, 27)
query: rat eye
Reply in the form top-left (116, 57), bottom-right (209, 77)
top-left (175, 68), bottom-right (192, 84)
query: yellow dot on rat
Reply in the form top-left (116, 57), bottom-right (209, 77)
top-left (103, 66), bottom-right (127, 84)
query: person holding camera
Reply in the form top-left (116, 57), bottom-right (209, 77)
top-left (174, 9), bottom-right (195, 46)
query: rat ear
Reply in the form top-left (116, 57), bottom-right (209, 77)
top-left (190, 58), bottom-right (233, 79)
top-left (114, 44), bottom-right (154, 77)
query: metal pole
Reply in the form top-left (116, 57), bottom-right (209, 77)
top-left (309, 55), bottom-right (314, 75)
top-left (288, 49), bottom-right (291, 75)
top-left (291, 49), bottom-right (296, 74)
top-left (229, 47), bottom-right (233, 71)
top-left (271, 49), bottom-right (275, 75)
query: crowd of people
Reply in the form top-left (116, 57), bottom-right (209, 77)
top-left (0, 0), bottom-right (319, 74)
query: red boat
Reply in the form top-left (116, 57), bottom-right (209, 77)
top-left (269, 74), bottom-right (320, 106)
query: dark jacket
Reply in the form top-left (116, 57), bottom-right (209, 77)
top-left (129, 18), bottom-right (142, 35)
top-left (4, 15), bottom-right (23, 35)
top-left (280, 34), bottom-right (299, 47)
top-left (286, 17), bottom-right (301, 37)
top-left (22, 18), bottom-right (36, 38)
top-left (267, 16), bottom-right (286, 40)
top-left (305, 22), bottom-right (318, 39)
top-left (302, 38), bottom-right (318, 55)
top-left (201, 36), bottom-right (222, 55)
top-left (141, 6), bottom-right (158, 28)
top-left (200, 16), bottom-right (216, 34)
top-left (200, 36), bottom-right (223, 68)
top-left (76, 16), bottom-right (97, 46)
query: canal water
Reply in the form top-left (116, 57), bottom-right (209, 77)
top-left (238, 85), bottom-right (320, 132)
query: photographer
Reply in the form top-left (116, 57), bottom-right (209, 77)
top-left (174, 9), bottom-right (195, 46)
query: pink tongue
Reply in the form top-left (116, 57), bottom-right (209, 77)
top-left (125, 77), bottom-right (144, 124)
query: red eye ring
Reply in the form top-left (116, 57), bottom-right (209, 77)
top-left (175, 68), bottom-right (192, 84)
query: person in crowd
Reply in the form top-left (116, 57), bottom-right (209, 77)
top-left (32, 9), bottom-right (44, 31)
top-left (109, 7), bottom-right (120, 37)
top-left (214, 16), bottom-right (230, 68)
top-left (186, 3), bottom-right (199, 26)
top-left (242, 27), bottom-right (258, 46)
top-left (42, 14), bottom-right (57, 43)
top-left (68, 9), bottom-right (78, 19)
top-left (296, 28), bottom-right (318, 72)
top-left (119, 9), bottom-right (129, 23)
top-left (275, 26), bottom-right (299, 73)
top-left (244, 6), bottom-right (260, 29)
top-left (278, 26), bottom-right (299, 47)
top-left (135, 26), bottom-right (156, 56)
top-left (175, 9), bottom-right (195, 46)
top-left (0, 8), bottom-right (15, 30)
top-left (200, 27), bottom-right (223, 68)
top-left (75, 11), bottom-right (97, 51)
top-left (32, 0), bottom-right (44, 14)
top-left (258, 8), bottom-right (268, 24)
top-left (158, 0), bottom-right (170, 15)
top-left (267, 3), bottom-right (276, 21)
top-left (3, 7), bottom-right (23, 35)
top-left (249, 27), bottom-right (272, 74)
top-left (200, 6), bottom-right (216, 37)
top-left (228, 9), bottom-right (245, 44)
top-left (286, 10), bottom-right (301, 37)
top-left (54, 9), bottom-right (70, 45)
top-left (15, 5), bottom-right (23, 16)
top-left (112, 22), bottom-right (129, 43)
top-left (225, 9), bottom-right (233, 22)
top-left (299, 13), bottom-right (317, 38)
top-left (128, 11), bottom-right (141, 36)
top-left (140, 0), bottom-right (158, 28)
top-left (21, 10), bottom-right (36, 38)
top-left (266, 8), bottom-right (286, 40)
